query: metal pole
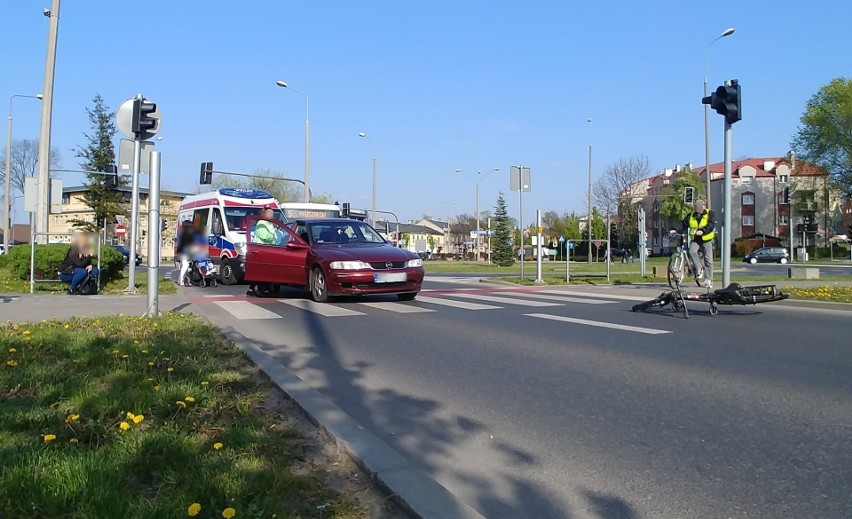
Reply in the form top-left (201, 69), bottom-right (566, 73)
top-left (4, 105), bottom-right (11, 254)
top-left (519, 180), bottom-right (524, 278)
top-left (475, 182), bottom-right (480, 261)
top-left (35, 0), bottom-right (60, 244)
top-left (566, 241), bottom-right (570, 283)
top-left (99, 224), bottom-right (106, 290)
top-left (304, 97), bottom-right (310, 202)
top-left (704, 80), bottom-right (712, 210)
top-left (127, 105), bottom-right (142, 292)
top-left (789, 151), bottom-right (796, 263)
top-left (722, 118), bottom-right (733, 287)
top-left (371, 158), bottom-right (376, 227)
top-left (606, 212), bottom-right (611, 281)
top-left (587, 143), bottom-right (593, 263)
top-left (29, 229), bottom-right (35, 294)
top-left (535, 209), bottom-right (543, 283)
top-left (146, 150), bottom-right (161, 317)
top-left (487, 217), bottom-right (492, 265)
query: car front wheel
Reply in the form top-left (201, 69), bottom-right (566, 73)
top-left (310, 267), bottom-right (328, 303)
top-left (749, 257), bottom-right (758, 264)
top-left (779, 257), bottom-right (788, 264)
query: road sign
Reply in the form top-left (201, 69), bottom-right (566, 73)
top-left (49, 179), bottom-right (63, 214)
top-left (594, 240), bottom-right (601, 248)
top-left (558, 235), bottom-right (565, 242)
top-left (509, 166), bottom-right (531, 192)
top-left (115, 225), bottom-right (127, 237)
top-left (119, 139), bottom-right (154, 175)
top-left (567, 242), bottom-right (574, 250)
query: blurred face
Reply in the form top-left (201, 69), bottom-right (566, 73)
top-left (262, 209), bottom-right (273, 219)
top-left (695, 201), bottom-right (705, 212)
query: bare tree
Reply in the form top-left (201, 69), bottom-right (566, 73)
top-left (593, 155), bottom-right (651, 247)
top-left (0, 138), bottom-right (62, 196)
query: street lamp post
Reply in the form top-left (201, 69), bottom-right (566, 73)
top-left (357, 132), bottom-right (377, 226)
top-left (5, 94), bottom-right (43, 253)
top-left (36, 0), bottom-right (60, 244)
top-left (456, 167), bottom-right (500, 261)
top-left (441, 200), bottom-right (456, 257)
top-left (703, 27), bottom-right (735, 210)
top-left (587, 118), bottom-right (593, 264)
top-left (275, 81), bottom-right (310, 202)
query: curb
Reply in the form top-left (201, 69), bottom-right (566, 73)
top-left (220, 327), bottom-right (486, 519)
top-left (774, 298), bottom-right (852, 312)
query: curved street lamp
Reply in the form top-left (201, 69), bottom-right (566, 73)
top-left (456, 167), bottom-right (500, 260)
top-left (275, 80), bottom-right (310, 202)
top-left (5, 93), bottom-right (43, 252)
top-left (703, 27), bottom-right (735, 209)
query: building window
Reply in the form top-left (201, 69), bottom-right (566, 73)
top-left (653, 236), bottom-right (659, 246)
top-left (742, 176), bottom-right (752, 185)
top-left (62, 194), bottom-right (70, 204)
top-left (779, 215), bottom-right (789, 225)
top-left (743, 215), bottom-right (755, 227)
top-left (779, 174), bottom-right (789, 183)
top-left (778, 192), bottom-right (788, 205)
top-left (653, 220), bottom-right (659, 228)
top-left (742, 193), bottom-right (755, 206)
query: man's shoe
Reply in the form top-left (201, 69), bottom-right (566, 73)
top-left (67, 288), bottom-right (77, 295)
top-left (702, 279), bottom-right (713, 289)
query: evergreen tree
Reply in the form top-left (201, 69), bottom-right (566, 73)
top-left (492, 193), bottom-right (514, 266)
top-left (71, 94), bottom-right (124, 232)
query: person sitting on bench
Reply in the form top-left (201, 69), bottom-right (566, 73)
top-left (59, 232), bottom-right (99, 295)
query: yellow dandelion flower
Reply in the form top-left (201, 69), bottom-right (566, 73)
top-left (12, 325), bottom-right (18, 330)
top-left (63, 324), bottom-right (69, 329)
top-left (121, 354), bottom-right (129, 359)
top-left (159, 351), bottom-right (165, 355)
top-left (213, 442), bottom-right (223, 450)
top-left (134, 340), bottom-right (139, 345)
top-left (6, 360), bottom-right (18, 367)
top-left (43, 434), bottom-right (57, 442)
top-left (176, 401), bottom-right (187, 408)
top-left (188, 503), bottom-right (202, 517)
top-left (119, 421), bottom-right (131, 431)
top-left (69, 438), bottom-right (79, 444)
top-left (112, 350), bottom-right (120, 354)
top-left (184, 396), bottom-right (195, 403)
top-left (141, 349), bottom-right (148, 353)
top-left (222, 508), bottom-right (236, 519)
top-left (162, 357), bottom-right (170, 361)
top-left (146, 377), bottom-right (154, 381)
top-left (201, 381), bottom-right (209, 386)
top-left (148, 362), bottom-right (155, 366)
top-left (65, 414), bottom-right (80, 423)
top-left (22, 330), bottom-right (31, 336)
top-left (126, 412), bottom-right (136, 420)
top-left (132, 414), bottom-right (144, 424)
top-left (8, 348), bottom-right (16, 353)
top-left (167, 367), bottom-right (174, 372)
top-left (153, 385), bottom-right (161, 391)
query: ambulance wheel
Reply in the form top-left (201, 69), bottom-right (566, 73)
top-left (220, 258), bottom-right (237, 285)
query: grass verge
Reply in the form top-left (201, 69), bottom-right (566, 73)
top-left (782, 285), bottom-right (852, 303)
top-left (0, 267), bottom-right (176, 295)
top-left (494, 274), bottom-right (658, 286)
top-left (0, 315), bottom-right (375, 518)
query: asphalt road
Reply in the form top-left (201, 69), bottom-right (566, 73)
top-left (183, 276), bottom-right (852, 518)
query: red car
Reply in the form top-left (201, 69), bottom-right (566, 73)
top-left (244, 217), bottom-right (425, 302)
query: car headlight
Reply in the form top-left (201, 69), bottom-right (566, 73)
top-left (235, 242), bottom-right (247, 255)
top-left (329, 260), bottom-right (371, 270)
top-left (406, 258), bottom-right (423, 268)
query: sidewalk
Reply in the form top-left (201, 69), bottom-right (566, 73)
top-left (1, 293), bottom-right (189, 323)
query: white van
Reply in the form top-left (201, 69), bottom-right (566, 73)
top-left (177, 188), bottom-right (283, 285)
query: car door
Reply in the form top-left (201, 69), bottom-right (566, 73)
top-left (245, 218), bottom-right (310, 285)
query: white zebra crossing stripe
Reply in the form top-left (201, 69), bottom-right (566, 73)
top-left (526, 313), bottom-right (672, 335)
top-left (359, 302), bottom-right (435, 313)
top-left (416, 296), bottom-right (500, 310)
top-left (493, 292), bottom-right (615, 305)
top-left (447, 293), bottom-right (561, 307)
top-left (214, 301), bottom-right (282, 320)
top-left (540, 290), bottom-right (649, 302)
top-left (278, 299), bottom-right (366, 317)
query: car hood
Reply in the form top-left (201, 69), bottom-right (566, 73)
top-left (314, 244), bottom-right (417, 262)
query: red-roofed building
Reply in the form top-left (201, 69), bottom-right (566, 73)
top-left (626, 157), bottom-right (843, 255)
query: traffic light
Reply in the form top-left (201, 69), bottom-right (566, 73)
top-left (782, 187), bottom-right (790, 204)
top-left (131, 98), bottom-right (160, 140)
top-left (105, 163), bottom-right (118, 189)
top-left (702, 79), bottom-right (741, 125)
top-left (161, 219), bottom-right (168, 232)
top-left (199, 162), bottom-right (213, 185)
top-left (341, 202), bottom-right (351, 218)
top-left (684, 186), bottom-right (695, 205)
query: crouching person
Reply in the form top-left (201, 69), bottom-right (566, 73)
top-left (59, 232), bottom-right (99, 295)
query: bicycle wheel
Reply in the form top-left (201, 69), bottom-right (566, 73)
top-left (667, 252), bottom-right (684, 289)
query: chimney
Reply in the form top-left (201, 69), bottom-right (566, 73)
top-left (664, 168), bottom-right (673, 177)
top-left (675, 164), bottom-right (682, 173)
top-left (764, 160), bottom-right (775, 172)
top-left (686, 162), bottom-right (693, 170)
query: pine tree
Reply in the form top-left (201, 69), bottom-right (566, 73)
top-left (492, 193), bottom-right (515, 266)
top-left (71, 94), bottom-right (124, 232)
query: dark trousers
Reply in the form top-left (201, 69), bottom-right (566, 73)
top-left (59, 267), bottom-right (98, 291)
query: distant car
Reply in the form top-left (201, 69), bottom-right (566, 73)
top-left (111, 245), bottom-right (142, 266)
top-left (743, 247), bottom-right (789, 264)
top-left (244, 218), bottom-right (425, 302)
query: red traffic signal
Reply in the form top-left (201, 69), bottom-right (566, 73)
top-left (703, 80), bottom-right (741, 125)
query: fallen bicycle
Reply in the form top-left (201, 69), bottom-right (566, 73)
top-left (631, 283), bottom-right (789, 319)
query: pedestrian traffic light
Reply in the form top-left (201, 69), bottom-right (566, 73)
top-left (161, 219), bottom-right (168, 232)
top-left (199, 162), bottom-right (213, 185)
top-left (105, 163), bottom-right (118, 189)
top-left (131, 98), bottom-right (160, 140)
top-left (341, 202), bottom-right (350, 218)
top-left (702, 79), bottom-right (741, 125)
top-left (684, 186), bottom-right (695, 205)
top-left (782, 187), bottom-right (790, 204)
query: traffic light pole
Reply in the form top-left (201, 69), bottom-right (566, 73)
top-left (146, 150), bottom-right (161, 317)
top-left (722, 119), bottom-right (732, 288)
top-left (127, 122), bottom-right (142, 293)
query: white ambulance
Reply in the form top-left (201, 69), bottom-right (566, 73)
top-left (177, 188), bottom-right (283, 285)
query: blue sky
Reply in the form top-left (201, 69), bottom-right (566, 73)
top-left (3, 0), bottom-right (850, 225)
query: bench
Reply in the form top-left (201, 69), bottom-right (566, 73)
top-left (787, 267), bottom-right (819, 280)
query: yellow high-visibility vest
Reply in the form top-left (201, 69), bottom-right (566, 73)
top-left (688, 211), bottom-right (714, 242)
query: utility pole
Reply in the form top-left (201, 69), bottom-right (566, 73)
top-left (372, 158), bottom-right (377, 227)
top-left (587, 137), bottom-right (593, 264)
top-left (146, 151), bottom-right (162, 317)
top-left (35, 0), bottom-right (61, 244)
top-left (722, 117), bottom-right (733, 287)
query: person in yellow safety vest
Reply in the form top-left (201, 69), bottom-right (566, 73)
top-left (677, 199), bottom-right (716, 288)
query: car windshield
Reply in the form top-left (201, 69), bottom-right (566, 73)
top-left (308, 221), bottom-right (385, 245)
top-left (224, 207), bottom-right (284, 232)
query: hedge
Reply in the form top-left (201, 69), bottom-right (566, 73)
top-left (5, 244), bottom-right (125, 283)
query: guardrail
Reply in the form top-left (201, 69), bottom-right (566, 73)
top-left (29, 231), bottom-right (103, 294)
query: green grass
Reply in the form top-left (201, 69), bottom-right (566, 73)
top-left (782, 285), bottom-right (852, 303)
top-left (424, 258), bottom-right (674, 275)
top-left (495, 274), bottom-right (657, 286)
top-left (0, 315), bottom-right (366, 518)
top-left (0, 268), bottom-right (176, 295)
